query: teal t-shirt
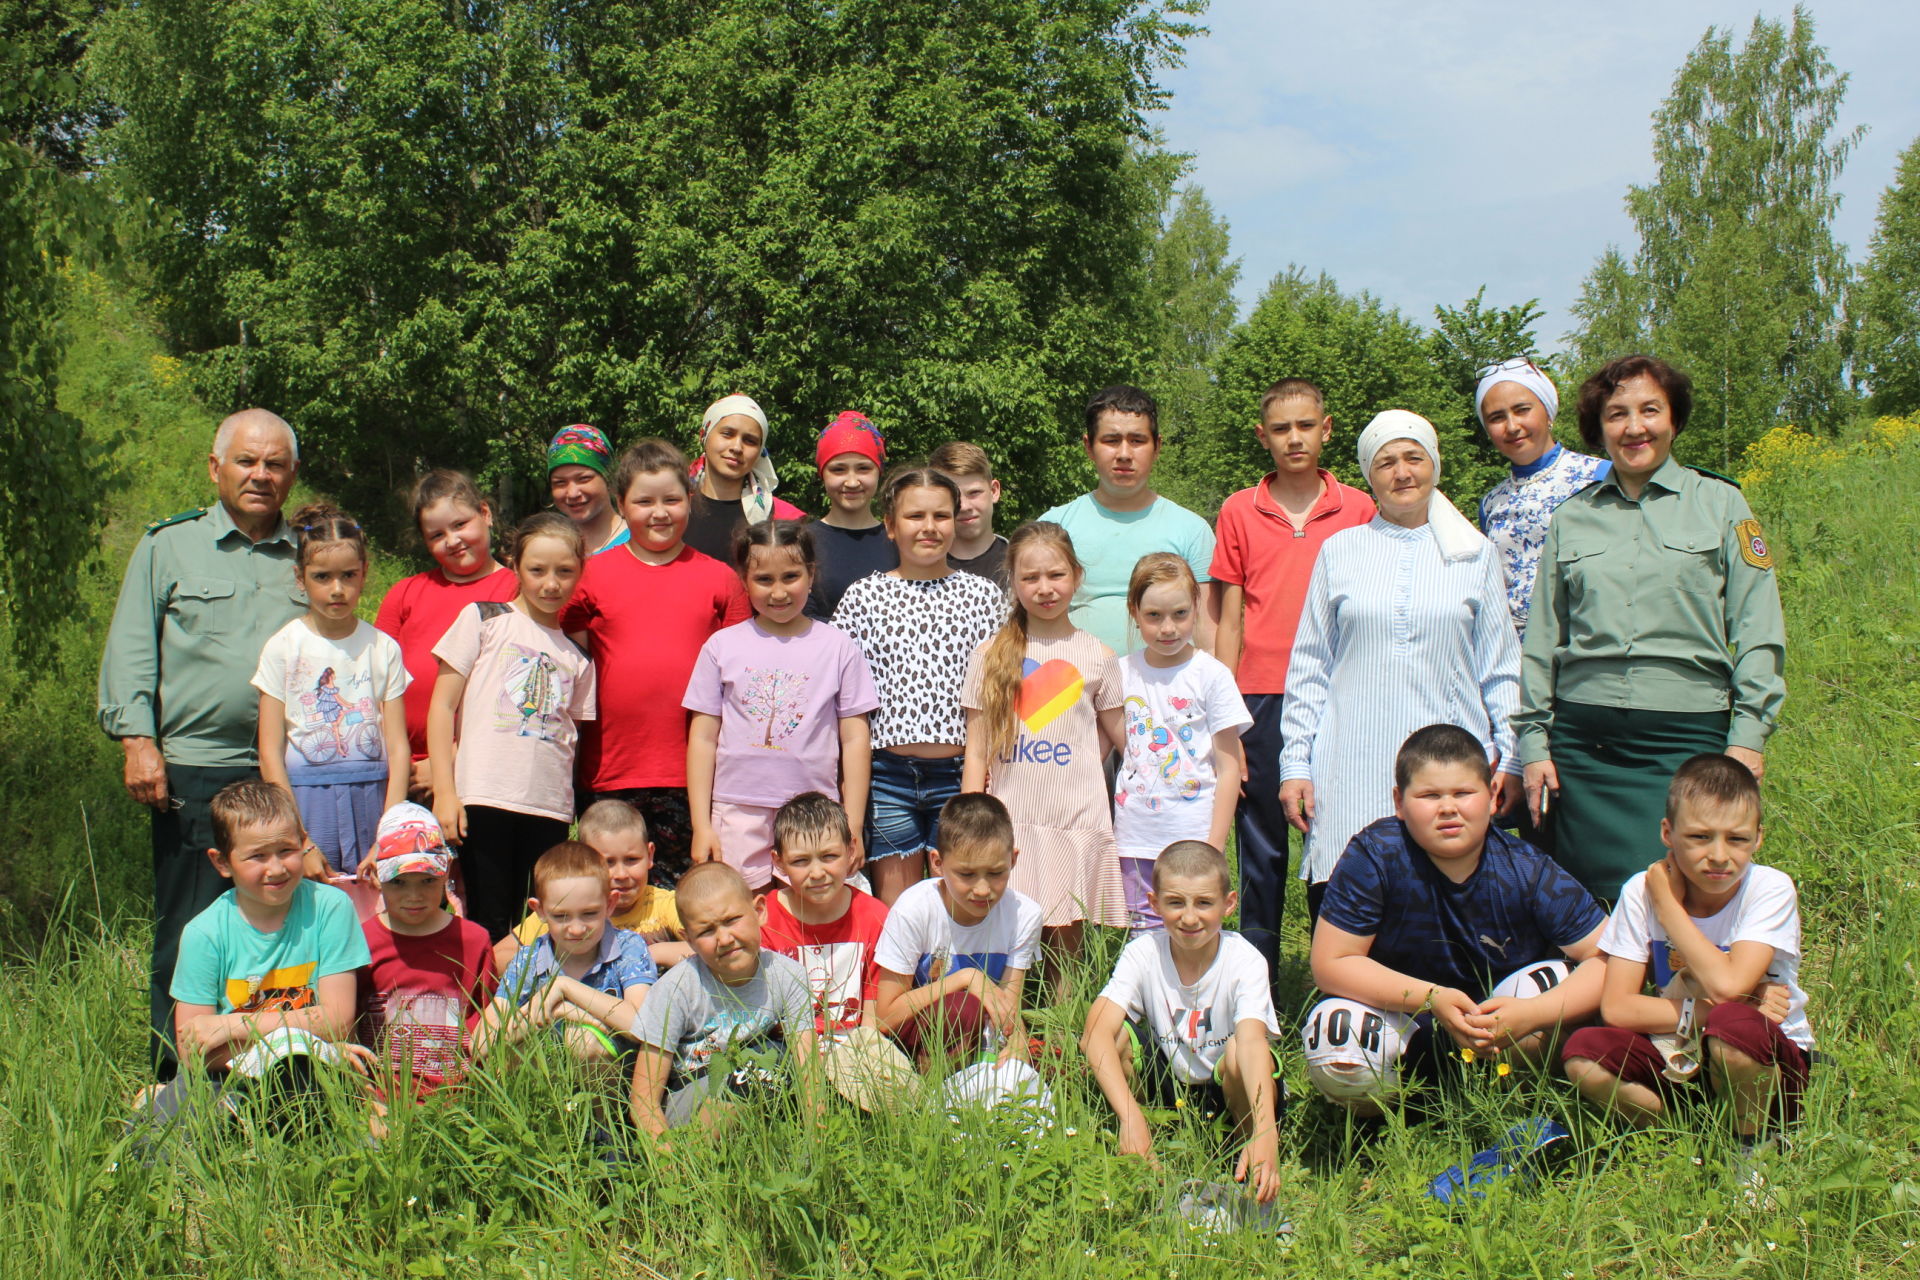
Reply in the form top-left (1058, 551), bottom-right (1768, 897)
top-left (1038, 493), bottom-right (1215, 654)
top-left (170, 880), bottom-right (371, 1015)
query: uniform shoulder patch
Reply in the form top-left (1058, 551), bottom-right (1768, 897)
top-left (1736, 518), bottom-right (1774, 570)
top-left (1686, 465), bottom-right (1741, 489)
top-left (144, 507), bottom-right (208, 536)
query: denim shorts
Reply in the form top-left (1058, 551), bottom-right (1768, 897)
top-left (867, 750), bottom-right (965, 861)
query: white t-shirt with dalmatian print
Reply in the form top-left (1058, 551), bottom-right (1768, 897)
top-left (832, 570), bottom-right (1006, 750)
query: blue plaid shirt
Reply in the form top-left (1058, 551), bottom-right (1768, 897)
top-left (498, 925), bottom-right (657, 1007)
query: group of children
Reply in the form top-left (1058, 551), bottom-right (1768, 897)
top-left (149, 384), bottom-right (1813, 1200)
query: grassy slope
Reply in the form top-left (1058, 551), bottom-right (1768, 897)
top-left (2, 287), bottom-right (1918, 1277)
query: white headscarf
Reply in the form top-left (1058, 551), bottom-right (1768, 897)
top-left (1474, 357), bottom-right (1559, 424)
top-left (695, 394), bottom-right (780, 524)
top-left (1356, 410), bottom-right (1488, 563)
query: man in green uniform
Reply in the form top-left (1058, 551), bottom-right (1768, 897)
top-left (98, 408), bottom-right (307, 1077)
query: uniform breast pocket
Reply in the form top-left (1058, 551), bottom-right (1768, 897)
top-left (168, 578), bottom-right (237, 634)
top-left (1659, 530), bottom-right (1724, 600)
top-left (1553, 539), bottom-right (1612, 604)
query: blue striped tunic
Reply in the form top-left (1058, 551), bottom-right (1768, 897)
top-left (1280, 516), bottom-right (1522, 883)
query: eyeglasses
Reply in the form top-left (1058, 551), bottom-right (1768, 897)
top-left (1476, 356), bottom-right (1547, 382)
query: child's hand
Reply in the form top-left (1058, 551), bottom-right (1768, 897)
top-left (1751, 980), bottom-right (1791, 1024)
top-left (1235, 1133), bottom-right (1282, 1205)
top-left (178, 1012), bottom-right (236, 1060)
top-left (301, 842), bottom-right (332, 882)
top-left (1646, 857), bottom-right (1685, 908)
top-left (1465, 995), bottom-right (1535, 1053)
top-left (407, 758), bottom-right (434, 803)
top-left (354, 851), bottom-right (379, 886)
top-left (689, 826), bottom-right (722, 866)
top-left (1430, 987), bottom-right (1483, 1051)
top-left (434, 796), bottom-right (467, 846)
top-left (1117, 1113), bottom-right (1158, 1165)
top-left (974, 972), bottom-right (1020, 1036)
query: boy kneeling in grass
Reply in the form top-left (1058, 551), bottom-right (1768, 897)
top-left (1562, 754), bottom-right (1812, 1149)
top-left (472, 841), bottom-right (657, 1068)
top-left (136, 779), bottom-right (371, 1137)
top-left (1302, 724), bottom-right (1607, 1114)
top-left (1081, 840), bottom-right (1283, 1203)
top-left (873, 793), bottom-right (1042, 1069)
top-left (628, 863), bottom-right (821, 1136)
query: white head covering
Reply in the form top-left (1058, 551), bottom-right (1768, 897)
top-left (1356, 410), bottom-right (1488, 563)
top-left (1474, 357), bottom-right (1559, 424)
top-left (695, 394), bottom-right (780, 524)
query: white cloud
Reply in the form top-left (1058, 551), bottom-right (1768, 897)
top-left (1156, 0), bottom-right (1916, 350)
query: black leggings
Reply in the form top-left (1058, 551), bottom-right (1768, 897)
top-left (462, 806), bottom-right (570, 939)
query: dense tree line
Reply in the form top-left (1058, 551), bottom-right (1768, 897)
top-left (3, 1), bottom-right (1919, 653)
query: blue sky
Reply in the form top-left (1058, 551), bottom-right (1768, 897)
top-left (1155, 1), bottom-right (1919, 351)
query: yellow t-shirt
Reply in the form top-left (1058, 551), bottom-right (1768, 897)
top-left (512, 886), bottom-right (681, 945)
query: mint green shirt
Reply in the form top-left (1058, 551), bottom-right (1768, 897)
top-left (98, 502), bottom-right (306, 767)
top-left (1515, 456), bottom-right (1785, 762)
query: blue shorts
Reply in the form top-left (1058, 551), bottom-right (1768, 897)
top-left (866, 750), bottom-right (964, 861)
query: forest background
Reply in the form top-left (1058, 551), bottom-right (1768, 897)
top-left (3, 4), bottom-right (1920, 1276)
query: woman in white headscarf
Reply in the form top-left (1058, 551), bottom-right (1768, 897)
top-left (1278, 411), bottom-right (1524, 917)
top-left (684, 394), bottom-right (807, 565)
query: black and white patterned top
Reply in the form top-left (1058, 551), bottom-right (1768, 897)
top-left (832, 570), bottom-right (1006, 749)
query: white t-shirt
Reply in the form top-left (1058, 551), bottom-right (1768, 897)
top-left (1096, 931), bottom-right (1279, 1083)
top-left (432, 602), bottom-right (597, 821)
top-left (1600, 865), bottom-right (1813, 1050)
top-left (251, 618), bottom-right (409, 785)
top-left (1113, 649), bottom-right (1252, 860)
top-left (874, 878), bottom-right (1043, 988)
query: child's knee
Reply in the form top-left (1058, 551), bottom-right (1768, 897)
top-left (1300, 998), bottom-right (1409, 1106)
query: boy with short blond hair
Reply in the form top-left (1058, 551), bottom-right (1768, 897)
top-left (1082, 841), bottom-right (1284, 1204)
top-left (496, 799), bottom-right (687, 972)
top-left (928, 441), bottom-right (1008, 587)
top-left (474, 841), bottom-right (657, 1064)
top-left (1210, 378), bottom-right (1374, 982)
top-left (1302, 725), bottom-right (1606, 1115)
top-left (627, 862), bottom-right (818, 1135)
top-left (759, 792), bottom-right (891, 1033)
top-left (873, 793), bottom-right (1042, 1066)
top-left (134, 779), bottom-right (371, 1136)
top-left (1562, 755), bottom-right (1812, 1143)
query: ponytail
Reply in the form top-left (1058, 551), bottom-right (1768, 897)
top-left (976, 521), bottom-right (1081, 762)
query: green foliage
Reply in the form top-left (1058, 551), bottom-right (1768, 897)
top-left (1425, 287), bottom-right (1548, 498)
top-left (1143, 184), bottom-right (1239, 512)
top-left (1173, 268), bottom-right (1468, 514)
top-left (86, 0), bottom-right (1204, 530)
top-left (1853, 136), bottom-right (1920, 416)
top-left (1568, 7), bottom-right (1861, 470)
top-left (0, 40), bottom-right (115, 663)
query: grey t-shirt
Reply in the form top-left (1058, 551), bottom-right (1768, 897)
top-left (629, 950), bottom-right (813, 1078)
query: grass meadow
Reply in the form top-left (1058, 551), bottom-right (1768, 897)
top-left (3, 284), bottom-right (1919, 1277)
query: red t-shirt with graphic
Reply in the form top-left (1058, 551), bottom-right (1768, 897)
top-left (358, 914), bottom-right (496, 1093)
top-left (374, 567), bottom-right (519, 759)
top-left (759, 887), bottom-right (891, 1033)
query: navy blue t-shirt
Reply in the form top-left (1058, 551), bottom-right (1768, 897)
top-left (1319, 818), bottom-right (1604, 999)
top-left (805, 521), bottom-right (899, 620)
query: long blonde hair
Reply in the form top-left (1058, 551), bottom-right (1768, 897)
top-left (977, 521), bottom-right (1082, 763)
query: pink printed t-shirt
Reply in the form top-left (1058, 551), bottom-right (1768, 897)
top-left (759, 886), bottom-right (891, 1033)
top-left (374, 567), bottom-right (519, 760)
top-left (1209, 470), bottom-right (1375, 694)
top-left (682, 617), bottom-right (880, 807)
top-left (561, 545), bottom-right (750, 791)
top-left (433, 603), bottom-right (596, 821)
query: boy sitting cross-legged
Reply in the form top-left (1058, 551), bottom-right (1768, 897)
top-left (495, 799), bottom-right (689, 975)
top-left (1081, 840), bottom-right (1283, 1204)
top-left (358, 803), bottom-right (495, 1096)
top-left (627, 862), bottom-right (820, 1136)
top-left (472, 841), bottom-right (658, 1067)
top-left (135, 779), bottom-right (372, 1138)
top-left (873, 793), bottom-right (1043, 1068)
top-left (1562, 754), bottom-right (1812, 1148)
top-left (1302, 724), bottom-right (1607, 1115)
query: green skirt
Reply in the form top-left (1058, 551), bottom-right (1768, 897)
top-left (1548, 700), bottom-right (1729, 903)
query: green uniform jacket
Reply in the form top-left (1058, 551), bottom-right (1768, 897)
top-left (1515, 455), bottom-right (1786, 764)
top-left (97, 502), bottom-right (307, 767)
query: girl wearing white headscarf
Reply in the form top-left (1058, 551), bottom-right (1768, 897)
top-left (1473, 358), bottom-right (1610, 636)
top-left (1277, 411), bottom-right (1524, 912)
top-left (685, 394), bottom-right (807, 565)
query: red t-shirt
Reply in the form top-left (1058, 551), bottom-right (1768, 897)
top-left (560, 544), bottom-right (749, 790)
top-left (759, 886), bottom-right (890, 1033)
top-left (357, 914), bottom-right (497, 1092)
top-left (373, 567), bottom-right (519, 760)
top-left (1210, 471), bottom-right (1375, 695)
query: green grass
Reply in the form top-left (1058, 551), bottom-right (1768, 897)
top-left (5, 282), bottom-right (1920, 1275)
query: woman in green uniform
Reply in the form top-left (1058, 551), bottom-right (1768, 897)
top-left (1514, 355), bottom-right (1785, 902)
